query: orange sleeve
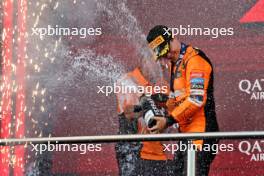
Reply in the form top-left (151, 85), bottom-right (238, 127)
top-left (171, 55), bottom-right (212, 123)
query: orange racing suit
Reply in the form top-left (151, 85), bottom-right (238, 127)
top-left (166, 44), bottom-right (219, 141)
top-left (115, 67), bottom-right (170, 176)
top-left (166, 43), bottom-right (219, 176)
top-left (116, 67), bottom-right (167, 161)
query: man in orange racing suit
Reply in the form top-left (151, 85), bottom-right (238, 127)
top-left (146, 25), bottom-right (219, 176)
top-left (115, 67), bottom-right (174, 176)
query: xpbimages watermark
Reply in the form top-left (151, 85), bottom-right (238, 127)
top-left (31, 142), bottom-right (102, 155)
top-left (163, 141), bottom-right (234, 155)
top-left (97, 83), bottom-right (168, 96)
top-left (163, 25), bottom-right (234, 38)
top-left (31, 25), bottom-right (102, 38)
top-left (163, 140), bottom-right (264, 162)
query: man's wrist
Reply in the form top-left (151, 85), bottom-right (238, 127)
top-left (133, 105), bottom-right (142, 112)
top-left (166, 115), bottom-right (177, 127)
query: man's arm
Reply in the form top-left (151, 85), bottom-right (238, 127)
top-left (170, 55), bottom-right (212, 123)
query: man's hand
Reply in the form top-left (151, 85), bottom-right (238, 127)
top-left (147, 116), bottom-right (167, 134)
top-left (139, 126), bottom-right (151, 134)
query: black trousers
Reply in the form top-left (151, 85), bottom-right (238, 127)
top-left (115, 114), bottom-right (141, 176)
top-left (172, 140), bottom-right (218, 176)
top-left (115, 115), bottom-right (175, 176)
top-left (137, 159), bottom-right (174, 176)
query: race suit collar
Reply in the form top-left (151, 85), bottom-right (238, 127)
top-left (170, 43), bottom-right (188, 92)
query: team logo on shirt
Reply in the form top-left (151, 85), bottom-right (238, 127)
top-left (190, 77), bottom-right (204, 90)
top-left (190, 72), bottom-right (204, 78)
top-left (190, 78), bottom-right (204, 84)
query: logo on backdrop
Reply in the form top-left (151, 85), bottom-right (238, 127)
top-left (240, 0), bottom-right (264, 23)
top-left (238, 140), bottom-right (264, 161)
top-left (239, 79), bottom-right (264, 100)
